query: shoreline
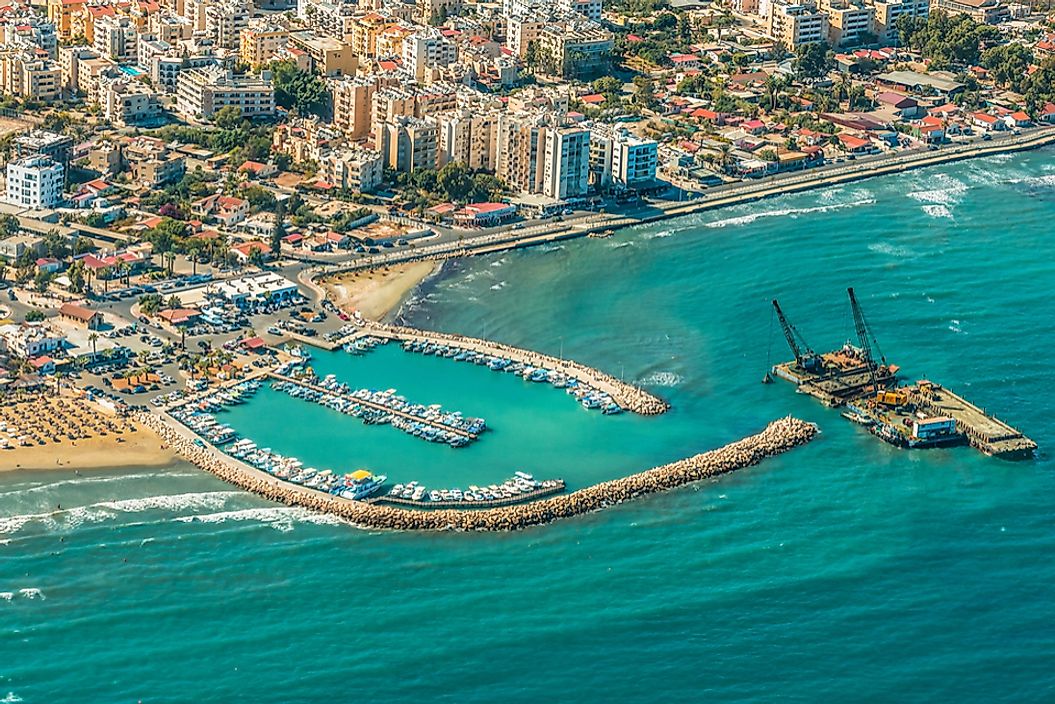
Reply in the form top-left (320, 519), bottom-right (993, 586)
top-left (320, 260), bottom-right (439, 321)
top-left (0, 397), bottom-right (179, 473)
top-left (305, 127), bottom-right (1055, 286)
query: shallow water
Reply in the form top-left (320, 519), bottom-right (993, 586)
top-left (3, 151), bottom-right (1055, 702)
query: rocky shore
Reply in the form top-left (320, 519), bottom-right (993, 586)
top-left (362, 321), bottom-right (671, 416)
top-left (140, 412), bottom-right (818, 532)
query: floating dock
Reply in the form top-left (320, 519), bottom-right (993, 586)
top-left (372, 481), bottom-right (566, 509)
top-left (268, 372), bottom-right (479, 440)
top-left (770, 290), bottom-right (1036, 460)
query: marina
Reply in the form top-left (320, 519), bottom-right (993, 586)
top-left (770, 289), bottom-right (1036, 460)
top-left (268, 367), bottom-right (485, 447)
top-left (308, 320), bottom-right (669, 416)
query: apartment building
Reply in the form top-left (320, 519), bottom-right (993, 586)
top-left (868, 0), bottom-right (928, 45)
top-left (379, 116), bottom-right (437, 172)
top-left (402, 27), bottom-right (456, 81)
top-left (48, 0), bottom-right (86, 40)
top-left (319, 146), bottom-right (383, 191)
top-left (767, 1), bottom-right (829, 49)
top-left (298, 0), bottom-right (357, 41)
top-left (176, 65), bottom-right (275, 119)
top-left (496, 112), bottom-right (548, 196)
top-left (93, 15), bottom-right (138, 62)
top-left (205, 0), bottom-right (252, 49)
top-left (5, 155), bottom-right (64, 209)
top-left (542, 126), bottom-right (589, 200)
top-left (99, 73), bottom-right (162, 126)
top-left (240, 22), bottom-right (290, 67)
top-left (931, 0), bottom-right (1008, 24)
top-left (435, 109), bottom-right (499, 171)
top-left (589, 125), bottom-right (658, 191)
top-left (273, 119), bottom-right (346, 162)
top-left (821, 0), bottom-right (874, 47)
top-left (13, 131), bottom-right (73, 173)
top-left (289, 30), bottom-right (358, 75)
top-left (537, 16), bottom-right (613, 77)
top-left (504, 0), bottom-right (602, 21)
top-left (330, 75), bottom-right (376, 140)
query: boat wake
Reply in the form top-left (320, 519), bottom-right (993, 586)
top-left (704, 198), bottom-right (875, 229)
top-left (175, 507), bottom-right (348, 532)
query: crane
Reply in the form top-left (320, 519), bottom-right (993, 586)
top-left (847, 287), bottom-right (887, 393)
top-left (772, 299), bottom-right (822, 372)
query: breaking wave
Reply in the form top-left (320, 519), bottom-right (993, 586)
top-left (175, 507), bottom-right (348, 533)
top-left (0, 491), bottom-right (241, 536)
top-left (639, 371), bottom-right (683, 387)
top-left (703, 199), bottom-right (875, 229)
top-left (921, 204), bottom-right (953, 219)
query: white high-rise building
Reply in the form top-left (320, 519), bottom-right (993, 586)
top-left (5, 155), bottom-right (64, 209)
top-left (590, 125), bottom-right (658, 190)
top-left (543, 126), bottom-right (589, 201)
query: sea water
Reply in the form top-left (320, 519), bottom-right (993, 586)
top-left (2, 151), bottom-right (1054, 702)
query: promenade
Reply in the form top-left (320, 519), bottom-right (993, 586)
top-left (304, 127), bottom-right (1055, 283)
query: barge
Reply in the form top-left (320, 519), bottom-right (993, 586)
top-left (770, 289), bottom-right (1036, 460)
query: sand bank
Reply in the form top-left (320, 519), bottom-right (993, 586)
top-left (322, 260), bottom-right (437, 320)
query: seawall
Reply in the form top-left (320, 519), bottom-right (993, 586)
top-left (140, 412), bottom-right (818, 532)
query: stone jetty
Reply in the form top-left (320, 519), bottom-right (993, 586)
top-left (352, 321), bottom-right (671, 416)
top-left (141, 411), bottom-right (818, 532)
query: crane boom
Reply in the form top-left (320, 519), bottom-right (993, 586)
top-left (772, 299), bottom-right (820, 371)
top-left (847, 287), bottom-right (887, 393)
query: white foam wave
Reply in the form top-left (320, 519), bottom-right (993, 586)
top-left (0, 592), bottom-right (13, 601)
top-left (489, 281), bottom-right (506, 291)
top-left (907, 173), bottom-right (967, 206)
top-left (176, 507), bottom-right (347, 532)
top-left (540, 244), bottom-right (564, 253)
top-left (95, 491), bottom-right (241, 514)
top-left (704, 199), bottom-right (875, 229)
top-left (948, 319), bottom-right (966, 335)
top-left (643, 229), bottom-right (673, 239)
top-left (1011, 174), bottom-right (1055, 187)
top-left (489, 257), bottom-right (506, 267)
top-left (639, 371), bottom-right (683, 387)
top-left (0, 491), bottom-right (241, 535)
top-left (607, 241), bottom-right (634, 249)
top-left (921, 204), bottom-right (953, 219)
top-left (18, 588), bottom-right (42, 600)
top-left (1, 692), bottom-right (22, 703)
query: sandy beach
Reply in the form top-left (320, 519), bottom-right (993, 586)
top-left (0, 397), bottom-right (179, 472)
top-left (322, 260), bottom-right (437, 320)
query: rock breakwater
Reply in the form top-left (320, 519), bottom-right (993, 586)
top-left (141, 412), bottom-right (817, 532)
top-left (362, 322), bottom-right (671, 416)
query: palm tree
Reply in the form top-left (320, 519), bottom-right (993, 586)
top-left (164, 251), bottom-right (176, 277)
top-left (188, 247), bottom-right (200, 276)
top-left (88, 331), bottom-right (99, 361)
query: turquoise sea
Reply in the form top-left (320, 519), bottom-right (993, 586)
top-left (3, 151), bottom-right (1055, 702)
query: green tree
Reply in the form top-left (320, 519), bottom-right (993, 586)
top-left (268, 60), bottom-right (331, 118)
top-left (214, 106), bottom-right (244, 131)
top-left (139, 292), bottom-right (163, 315)
top-left (25, 310), bottom-right (44, 322)
top-left (795, 42), bottom-right (833, 80)
top-left (0, 214), bottom-right (19, 236)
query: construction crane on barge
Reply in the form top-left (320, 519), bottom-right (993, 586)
top-left (847, 287), bottom-right (893, 397)
top-left (772, 299), bottom-right (822, 373)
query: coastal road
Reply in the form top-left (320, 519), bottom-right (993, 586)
top-left (302, 126), bottom-right (1055, 289)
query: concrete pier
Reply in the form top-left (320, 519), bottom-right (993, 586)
top-left (141, 411), bottom-right (818, 532)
